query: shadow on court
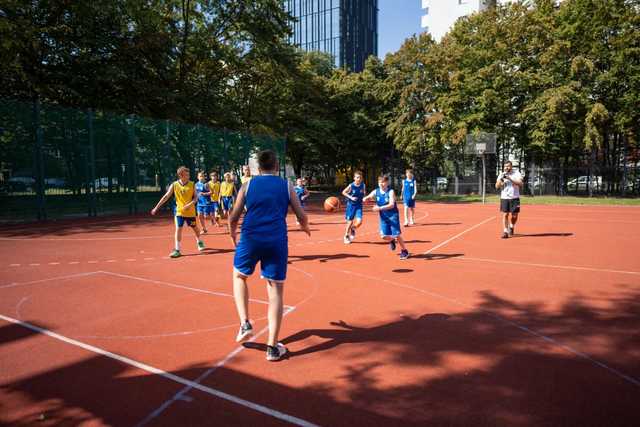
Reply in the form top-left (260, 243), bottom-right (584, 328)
top-left (287, 253), bottom-right (370, 264)
top-left (0, 214), bottom-right (169, 238)
top-left (511, 232), bottom-right (574, 238)
top-left (0, 321), bottom-right (51, 347)
top-left (410, 253), bottom-right (464, 261)
top-left (3, 290), bottom-right (640, 426)
top-left (352, 239), bottom-right (432, 245)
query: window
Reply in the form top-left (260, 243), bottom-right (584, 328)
top-left (458, 0), bottom-right (468, 4)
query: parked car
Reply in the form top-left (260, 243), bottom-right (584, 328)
top-left (94, 177), bottom-right (119, 189)
top-left (567, 176), bottom-right (602, 191)
top-left (8, 176), bottom-right (35, 192)
top-left (436, 177), bottom-right (448, 190)
top-left (45, 178), bottom-right (67, 189)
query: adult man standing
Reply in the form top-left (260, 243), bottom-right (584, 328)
top-left (496, 161), bottom-right (523, 238)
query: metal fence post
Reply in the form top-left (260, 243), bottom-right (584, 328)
top-left (87, 109), bottom-right (97, 216)
top-left (33, 99), bottom-right (46, 220)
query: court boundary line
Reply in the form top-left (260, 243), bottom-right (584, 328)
top-left (135, 306), bottom-right (297, 427)
top-left (424, 216), bottom-right (495, 255)
top-left (0, 313), bottom-right (317, 427)
top-left (457, 257), bottom-right (640, 276)
top-left (327, 267), bottom-right (640, 389)
top-left (0, 271), bottom-right (101, 290)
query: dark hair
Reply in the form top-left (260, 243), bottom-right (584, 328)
top-left (505, 161), bottom-right (513, 166)
top-left (378, 174), bottom-right (390, 183)
top-left (258, 150), bottom-right (278, 171)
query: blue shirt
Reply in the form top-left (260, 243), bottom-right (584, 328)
top-left (403, 179), bottom-right (416, 201)
top-left (195, 181), bottom-right (210, 205)
top-left (376, 188), bottom-right (399, 220)
top-left (294, 185), bottom-right (306, 205)
top-left (241, 175), bottom-right (290, 242)
top-left (346, 183), bottom-right (365, 207)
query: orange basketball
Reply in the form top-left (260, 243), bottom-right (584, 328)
top-left (324, 196), bottom-right (341, 213)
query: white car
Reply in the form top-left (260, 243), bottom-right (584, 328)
top-left (567, 176), bottom-right (602, 191)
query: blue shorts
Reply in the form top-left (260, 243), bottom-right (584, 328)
top-left (379, 214), bottom-right (401, 238)
top-left (345, 204), bottom-right (363, 221)
top-left (197, 204), bottom-right (213, 215)
top-left (210, 202), bottom-right (219, 216)
top-left (175, 216), bottom-right (196, 228)
top-left (233, 237), bottom-right (288, 282)
top-left (403, 198), bottom-right (415, 208)
top-left (221, 196), bottom-right (233, 211)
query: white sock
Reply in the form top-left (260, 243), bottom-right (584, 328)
top-left (509, 224), bottom-right (514, 229)
top-left (175, 241), bottom-right (180, 251)
top-left (503, 228), bottom-right (508, 233)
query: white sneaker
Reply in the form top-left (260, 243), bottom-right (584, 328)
top-left (235, 321), bottom-right (253, 342)
top-left (266, 343), bottom-right (288, 361)
top-left (410, 220), bottom-right (415, 225)
top-left (343, 236), bottom-right (351, 244)
top-left (403, 221), bottom-right (409, 227)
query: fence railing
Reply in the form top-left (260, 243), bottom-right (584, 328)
top-left (0, 99), bottom-right (285, 222)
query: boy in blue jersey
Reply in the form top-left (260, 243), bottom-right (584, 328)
top-left (363, 174), bottom-right (409, 260)
top-left (229, 150), bottom-right (310, 361)
top-left (401, 168), bottom-right (418, 226)
top-left (294, 177), bottom-right (309, 225)
top-left (341, 171), bottom-right (365, 244)
top-left (195, 171), bottom-right (212, 234)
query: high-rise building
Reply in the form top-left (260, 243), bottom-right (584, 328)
top-left (284, 0), bottom-right (378, 72)
top-left (420, 0), bottom-right (500, 42)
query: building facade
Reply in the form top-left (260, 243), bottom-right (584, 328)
top-left (284, 0), bottom-right (378, 72)
top-left (420, 0), bottom-right (499, 42)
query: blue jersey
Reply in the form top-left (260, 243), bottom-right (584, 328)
top-left (241, 175), bottom-right (290, 242)
top-left (376, 187), bottom-right (399, 220)
top-left (195, 181), bottom-right (210, 205)
top-left (346, 183), bottom-right (365, 207)
top-left (294, 185), bottom-right (306, 205)
top-left (403, 179), bottom-right (416, 201)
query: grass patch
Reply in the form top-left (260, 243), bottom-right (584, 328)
top-left (416, 193), bottom-right (640, 206)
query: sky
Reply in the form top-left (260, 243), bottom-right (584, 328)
top-left (377, 0), bottom-right (424, 59)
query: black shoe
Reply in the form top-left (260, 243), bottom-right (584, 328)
top-left (399, 249), bottom-right (409, 260)
top-left (390, 239), bottom-right (397, 251)
top-left (509, 227), bottom-right (514, 236)
top-left (266, 343), bottom-right (288, 361)
top-left (235, 320), bottom-right (253, 342)
top-left (501, 232), bottom-right (509, 239)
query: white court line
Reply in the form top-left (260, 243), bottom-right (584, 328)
top-left (0, 271), bottom-right (101, 290)
top-left (457, 257), bottom-right (640, 276)
top-left (135, 307), bottom-right (297, 427)
top-left (0, 313), bottom-right (318, 427)
top-left (98, 271), bottom-right (291, 308)
top-left (327, 267), bottom-right (640, 389)
top-left (424, 216), bottom-right (495, 255)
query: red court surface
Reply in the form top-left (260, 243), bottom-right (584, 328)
top-left (1, 202), bottom-right (639, 426)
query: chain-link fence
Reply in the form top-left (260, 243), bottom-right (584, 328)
top-left (412, 157), bottom-right (640, 198)
top-left (0, 99), bottom-right (285, 222)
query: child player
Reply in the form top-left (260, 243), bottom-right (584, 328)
top-left (195, 171), bottom-right (212, 234)
top-left (401, 168), bottom-right (418, 226)
top-left (229, 150), bottom-right (310, 361)
top-left (341, 171), bottom-right (365, 244)
top-left (220, 172), bottom-right (236, 219)
top-left (294, 177), bottom-right (309, 225)
top-left (151, 166), bottom-right (206, 258)
top-left (241, 165), bottom-right (252, 184)
top-left (208, 171), bottom-right (222, 227)
top-left (363, 174), bottom-right (410, 260)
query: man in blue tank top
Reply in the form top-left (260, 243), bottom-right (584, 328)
top-left (341, 171), bottom-right (366, 244)
top-left (229, 150), bottom-right (310, 361)
top-left (363, 174), bottom-right (409, 260)
top-left (401, 168), bottom-right (418, 226)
